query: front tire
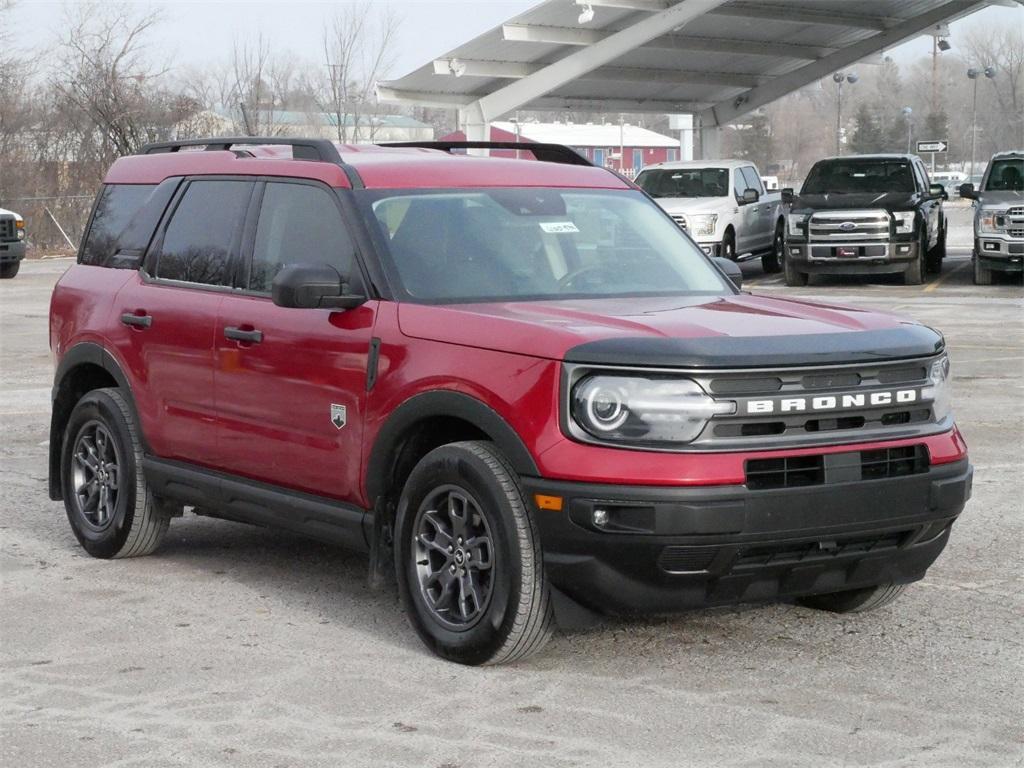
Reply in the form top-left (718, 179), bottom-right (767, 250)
top-left (394, 441), bottom-right (553, 665)
top-left (784, 254), bottom-right (808, 286)
top-left (0, 261), bottom-right (20, 279)
top-left (798, 584), bottom-right (907, 613)
top-left (61, 388), bottom-right (171, 559)
top-left (973, 255), bottom-right (993, 285)
top-left (902, 232), bottom-right (926, 285)
top-left (721, 229), bottom-right (736, 261)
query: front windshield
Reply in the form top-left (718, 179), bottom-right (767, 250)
top-left (984, 159), bottom-right (1023, 191)
top-left (802, 160), bottom-right (915, 195)
top-left (634, 168), bottom-right (729, 198)
top-left (359, 188), bottom-right (730, 303)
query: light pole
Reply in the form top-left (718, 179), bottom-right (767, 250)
top-left (833, 72), bottom-right (858, 155)
top-left (967, 66), bottom-right (997, 179)
top-left (903, 106), bottom-right (913, 153)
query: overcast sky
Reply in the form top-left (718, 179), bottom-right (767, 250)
top-left (8, 1), bottom-right (1020, 85)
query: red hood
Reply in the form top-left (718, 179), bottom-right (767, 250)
top-left (397, 294), bottom-right (935, 365)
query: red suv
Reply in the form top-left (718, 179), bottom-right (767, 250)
top-left (49, 138), bottom-right (972, 664)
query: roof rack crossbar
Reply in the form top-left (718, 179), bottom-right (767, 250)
top-left (379, 141), bottom-right (593, 167)
top-left (137, 137), bottom-right (364, 188)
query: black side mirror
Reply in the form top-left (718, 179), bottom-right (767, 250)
top-left (714, 257), bottom-right (743, 289)
top-left (781, 188), bottom-right (795, 204)
top-left (958, 183), bottom-right (977, 200)
top-left (272, 263), bottom-right (366, 310)
top-left (741, 188), bottom-right (759, 204)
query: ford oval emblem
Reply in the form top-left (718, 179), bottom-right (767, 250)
top-left (839, 221), bottom-right (857, 230)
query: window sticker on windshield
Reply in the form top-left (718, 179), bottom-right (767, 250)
top-left (539, 222), bottom-right (579, 234)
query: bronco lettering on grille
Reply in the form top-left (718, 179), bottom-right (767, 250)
top-left (742, 389), bottom-right (920, 415)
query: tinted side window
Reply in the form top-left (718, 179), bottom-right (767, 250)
top-left (248, 182), bottom-right (356, 294)
top-left (80, 184), bottom-right (157, 266)
top-left (740, 166), bottom-right (764, 195)
top-left (155, 180), bottom-right (252, 286)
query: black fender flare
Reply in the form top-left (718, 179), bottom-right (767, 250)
top-left (49, 342), bottom-right (143, 499)
top-left (364, 390), bottom-right (540, 503)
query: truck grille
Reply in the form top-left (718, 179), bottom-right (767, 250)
top-left (687, 356), bottom-right (944, 450)
top-left (808, 210), bottom-right (889, 241)
top-left (670, 214), bottom-right (687, 230)
top-left (745, 445), bottom-right (928, 490)
top-left (0, 217), bottom-right (14, 241)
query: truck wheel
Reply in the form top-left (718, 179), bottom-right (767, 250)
top-left (973, 256), bottom-right (992, 285)
top-left (0, 261), bottom-right (20, 279)
top-left (761, 221), bottom-right (784, 273)
top-left (721, 230), bottom-right (736, 260)
top-left (798, 584), bottom-right (907, 613)
top-left (902, 233), bottom-right (926, 285)
top-left (784, 254), bottom-right (808, 286)
top-left (394, 441), bottom-right (553, 665)
top-left (61, 388), bottom-right (171, 559)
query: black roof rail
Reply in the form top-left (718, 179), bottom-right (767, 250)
top-left (137, 137), bottom-right (364, 188)
top-left (379, 141), bottom-right (593, 167)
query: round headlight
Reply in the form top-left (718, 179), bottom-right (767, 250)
top-left (584, 382), bottom-right (629, 432)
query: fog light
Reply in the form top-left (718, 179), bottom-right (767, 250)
top-left (789, 247), bottom-right (801, 256)
top-left (701, 246), bottom-right (711, 255)
top-left (896, 244), bottom-right (912, 255)
top-left (592, 508), bottom-right (609, 527)
top-left (983, 242), bottom-right (999, 251)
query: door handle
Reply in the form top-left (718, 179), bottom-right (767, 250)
top-left (121, 312), bottom-right (152, 329)
top-left (224, 326), bottom-right (263, 344)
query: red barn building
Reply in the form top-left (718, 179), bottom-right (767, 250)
top-left (439, 121), bottom-right (680, 177)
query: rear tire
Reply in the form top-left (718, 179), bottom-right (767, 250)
top-left (798, 584), bottom-right (907, 613)
top-left (61, 388), bottom-right (171, 559)
top-left (784, 254), bottom-right (808, 286)
top-left (973, 255), bottom-right (993, 285)
top-left (761, 221), bottom-right (784, 273)
top-left (0, 261), bottom-right (20, 279)
top-left (394, 440), bottom-right (553, 665)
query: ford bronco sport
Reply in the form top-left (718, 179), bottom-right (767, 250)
top-left (49, 138), bottom-right (972, 665)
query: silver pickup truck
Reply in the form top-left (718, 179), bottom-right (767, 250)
top-left (635, 160), bottom-right (787, 273)
top-left (0, 207), bottom-right (27, 279)
top-left (959, 151), bottom-right (1023, 285)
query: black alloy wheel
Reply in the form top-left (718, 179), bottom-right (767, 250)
top-left (413, 485), bottom-right (495, 629)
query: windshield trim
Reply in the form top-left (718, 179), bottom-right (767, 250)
top-left (353, 186), bottom-right (736, 306)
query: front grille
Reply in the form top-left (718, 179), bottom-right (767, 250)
top-left (808, 210), bottom-right (889, 241)
top-left (745, 445), bottom-right (928, 490)
top-left (691, 357), bottom-right (941, 450)
top-left (670, 214), bottom-right (687, 230)
top-left (658, 547), bottom-right (718, 573)
top-left (0, 217), bottom-right (14, 241)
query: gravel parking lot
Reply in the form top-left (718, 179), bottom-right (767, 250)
top-left (3, 205), bottom-right (1022, 767)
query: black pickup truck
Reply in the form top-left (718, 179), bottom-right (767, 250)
top-left (782, 154), bottom-right (947, 286)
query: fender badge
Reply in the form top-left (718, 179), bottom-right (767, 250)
top-left (330, 404), bottom-right (347, 430)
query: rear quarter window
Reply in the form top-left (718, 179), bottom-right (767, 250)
top-left (80, 183), bottom-right (169, 268)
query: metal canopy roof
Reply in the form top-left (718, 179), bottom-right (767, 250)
top-left (378, 0), bottom-right (992, 136)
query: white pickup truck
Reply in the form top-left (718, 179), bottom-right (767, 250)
top-left (635, 159), bottom-right (787, 273)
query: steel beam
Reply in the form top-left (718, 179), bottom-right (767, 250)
top-left (648, 35), bottom-right (834, 60)
top-left (502, 23), bottom-right (602, 46)
top-left (574, 0), bottom-right (670, 10)
top-left (432, 59), bottom-right (538, 79)
top-left (699, 0), bottom-right (984, 127)
top-left (477, 0), bottom-right (732, 122)
top-left (526, 96), bottom-right (712, 113)
top-left (709, 3), bottom-right (897, 30)
top-left (375, 87), bottom-right (473, 108)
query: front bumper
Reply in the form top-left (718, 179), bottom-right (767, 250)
top-left (787, 239), bottom-right (918, 274)
top-left (524, 458), bottom-right (971, 616)
top-left (975, 237), bottom-right (1023, 272)
top-left (695, 240), bottom-right (722, 257)
top-left (0, 240), bottom-right (26, 262)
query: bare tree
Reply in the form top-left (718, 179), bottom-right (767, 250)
top-left (52, 2), bottom-right (197, 158)
top-left (318, 1), bottom-right (400, 142)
